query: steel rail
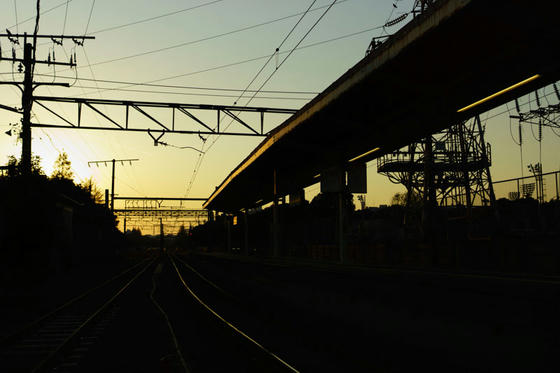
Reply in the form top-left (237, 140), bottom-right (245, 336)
top-left (31, 258), bottom-right (156, 372)
top-left (169, 254), bottom-right (299, 373)
top-left (0, 256), bottom-right (152, 349)
top-left (172, 254), bottom-right (239, 303)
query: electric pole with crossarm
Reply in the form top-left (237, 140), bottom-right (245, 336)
top-left (88, 158), bottom-right (140, 212)
top-left (0, 31), bottom-right (94, 175)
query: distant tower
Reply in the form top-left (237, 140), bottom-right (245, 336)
top-left (377, 115), bottom-right (495, 212)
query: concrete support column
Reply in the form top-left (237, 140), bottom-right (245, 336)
top-left (159, 218), bottom-right (164, 252)
top-left (243, 211), bottom-right (249, 256)
top-left (338, 191), bottom-right (346, 263)
top-left (225, 214), bottom-right (232, 253)
top-left (272, 169), bottom-right (280, 257)
top-left (272, 198), bottom-right (279, 257)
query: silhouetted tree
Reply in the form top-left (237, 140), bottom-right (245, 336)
top-left (51, 152), bottom-right (74, 180)
top-left (5, 154), bottom-right (44, 177)
top-left (80, 177), bottom-right (104, 204)
top-left (391, 191), bottom-right (422, 207)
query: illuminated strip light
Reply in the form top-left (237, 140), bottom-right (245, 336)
top-left (348, 147), bottom-right (381, 163)
top-left (457, 74), bottom-right (541, 113)
top-left (313, 174), bottom-right (321, 179)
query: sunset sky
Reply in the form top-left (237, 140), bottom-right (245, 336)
top-left (1, 0), bottom-right (559, 232)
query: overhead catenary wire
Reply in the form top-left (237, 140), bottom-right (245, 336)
top-left (55, 85), bottom-right (313, 100)
top-left (381, 0), bottom-right (405, 36)
top-left (13, 0), bottom-right (19, 35)
top-left (7, 0), bottom-right (75, 31)
top-left (0, 24), bottom-right (384, 93)
top-left (63, 86), bottom-right (311, 101)
top-left (242, 0), bottom-right (339, 109)
top-left (62, 0), bottom-right (70, 35)
top-left (73, 0), bottom-right (351, 70)
top-left (90, 0), bottom-right (227, 36)
top-left (46, 25), bottom-right (385, 99)
top-left (485, 88), bottom-right (559, 121)
top-left (185, 0), bottom-right (326, 196)
top-left (31, 0), bottom-right (230, 50)
top-left (185, 0), bottom-right (339, 196)
top-left (233, 0), bottom-right (318, 105)
top-left (29, 74), bottom-right (320, 94)
top-left (84, 0), bottom-right (96, 37)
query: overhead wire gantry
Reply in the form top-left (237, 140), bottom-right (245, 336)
top-left (31, 96), bottom-right (298, 139)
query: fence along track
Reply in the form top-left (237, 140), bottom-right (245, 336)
top-left (0, 257), bottom-right (155, 373)
top-left (169, 254), bottom-right (299, 373)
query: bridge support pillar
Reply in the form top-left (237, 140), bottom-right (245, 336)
top-left (225, 214), bottom-right (232, 253)
top-left (243, 211), bottom-right (249, 256)
top-left (272, 197), bottom-right (280, 257)
top-left (272, 169), bottom-right (280, 257)
top-left (338, 191), bottom-right (346, 264)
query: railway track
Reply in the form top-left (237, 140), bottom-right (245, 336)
top-left (168, 253), bottom-right (299, 373)
top-left (0, 257), bottom-right (155, 373)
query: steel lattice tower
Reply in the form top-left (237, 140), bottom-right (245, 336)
top-left (377, 115), bottom-right (495, 210)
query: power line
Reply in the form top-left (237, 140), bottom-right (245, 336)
top-left (30, 73), bottom-right (320, 94)
top-left (89, 0), bottom-right (227, 35)
top-left (185, 0), bottom-right (338, 196)
top-left (243, 0), bottom-right (339, 107)
top-left (234, 0), bottom-right (318, 105)
top-left (76, 0), bottom-right (351, 69)
top-left (84, 0), bottom-right (96, 36)
top-left (485, 89), bottom-right (559, 121)
top-left (62, 0), bottom-right (69, 35)
top-left (57, 85), bottom-right (313, 100)
top-left (37, 25), bottom-right (384, 98)
top-left (7, 0), bottom-right (75, 31)
top-left (13, 0), bottom-right (19, 34)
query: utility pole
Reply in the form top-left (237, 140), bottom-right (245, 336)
top-left (160, 218), bottom-right (164, 253)
top-left (21, 42), bottom-right (33, 174)
top-left (88, 159), bottom-right (139, 212)
top-left (0, 32), bottom-right (95, 174)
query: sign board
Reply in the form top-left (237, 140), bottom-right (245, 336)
top-left (347, 163), bottom-right (367, 193)
top-left (321, 168), bottom-right (345, 193)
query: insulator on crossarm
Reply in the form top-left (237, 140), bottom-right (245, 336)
top-left (12, 47), bottom-right (15, 62)
top-left (74, 51), bottom-right (77, 65)
top-left (48, 53), bottom-right (51, 66)
top-left (515, 98), bottom-right (520, 113)
top-left (70, 55), bottom-right (73, 66)
top-left (52, 49), bottom-right (56, 62)
top-left (539, 119), bottom-right (542, 141)
top-left (535, 90), bottom-right (541, 107)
